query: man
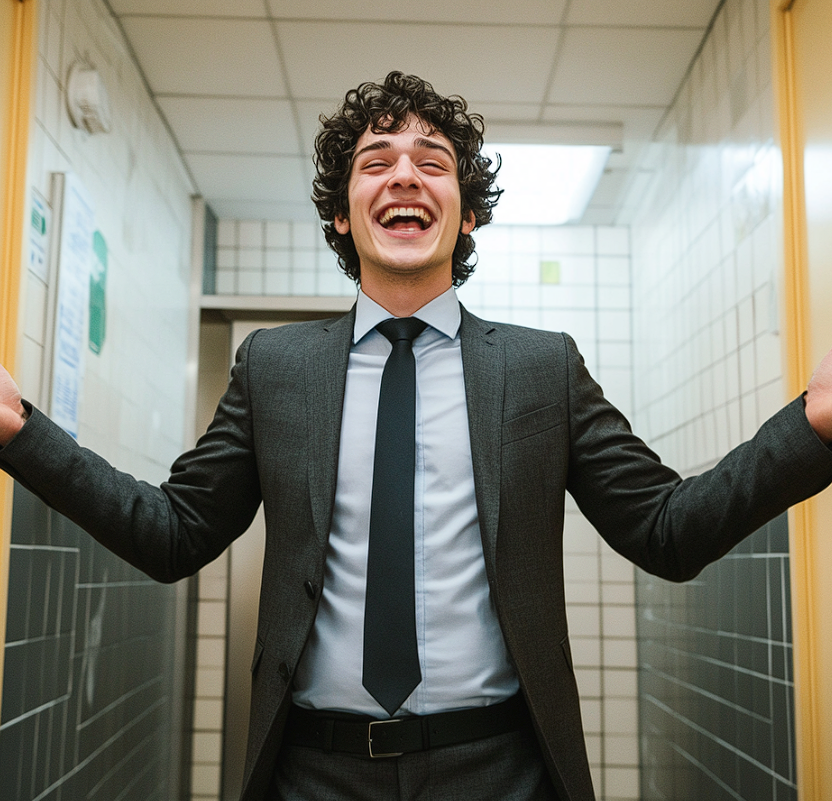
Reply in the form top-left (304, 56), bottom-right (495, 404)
top-left (2, 72), bottom-right (832, 801)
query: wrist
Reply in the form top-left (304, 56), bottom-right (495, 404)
top-left (0, 405), bottom-right (27, 447)
top-left (804, 393), bottom-right (832, 445)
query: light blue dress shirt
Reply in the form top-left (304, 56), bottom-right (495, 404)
top-left (292, 287), bottom-right (519, 717)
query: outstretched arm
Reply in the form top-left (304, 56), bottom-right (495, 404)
top-left (0, 364), bottom-right (28, 446)
top-left (805, 347), bottom-right (832, 444)
top-left (0, 333), bottom-right (265, 582)
top-left (562, 332), bottom-right (832, 583)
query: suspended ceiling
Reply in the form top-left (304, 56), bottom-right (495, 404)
top-left (106, 0), bottom-right (724, 225)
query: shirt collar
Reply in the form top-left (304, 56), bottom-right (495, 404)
top-left (353, 286), bottom-right (461, 344)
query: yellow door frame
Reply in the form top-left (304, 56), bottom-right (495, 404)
top-left (0, 0), bottom-right (38, 722)
top-left (772, 1), bottom-right (832, 798)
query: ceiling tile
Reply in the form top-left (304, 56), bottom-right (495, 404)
top-left (565, 0), bottom-right (720, 29)
top-left (187, 154), bottom-right (308, 203)
top-left (265, 0), bottom-right (567, 25)
top-left (547, 27), bottom-right (704, 106)
top-left (109, 0), bottom-right (267, 16)
top-left (107, 1), bottom-right (725, 225)
top-left (157, 97), bottom-right (301, 154)
top-left (277, 21), bottom-right (559, 105)
top-left (120, 17), bottom-right (286, 96)
top-left (466, 102), bottom-right (546, 124)
top-left (295, 99), bottom-right (341, 157)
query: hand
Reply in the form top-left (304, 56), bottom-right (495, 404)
top-left (805, 347), bottom-right (832, 444)
top-left (0, 363), bottom-right (27, 446)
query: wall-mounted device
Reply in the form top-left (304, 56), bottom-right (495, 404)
top-left (67, 62), bottom-right (112, 134)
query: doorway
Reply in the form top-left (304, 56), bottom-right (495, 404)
top-left (193, 306), bottom-right (350, 801)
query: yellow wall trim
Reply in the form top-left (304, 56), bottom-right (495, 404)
top-left (0, 0), bottom-right (38, 722)
top-left (772, 0), bottom-right (827, 798)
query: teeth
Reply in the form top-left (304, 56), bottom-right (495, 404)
top-left (379, 207), bottom-right (433, 227)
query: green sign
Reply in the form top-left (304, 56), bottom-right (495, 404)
top-left (89, 230), bottom-right (107, 354)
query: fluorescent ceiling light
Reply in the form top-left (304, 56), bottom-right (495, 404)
top-left (482, 144), bottom-right (611, 225)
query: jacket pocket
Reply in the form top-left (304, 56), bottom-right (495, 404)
top-left (502, 402), bottom-right (565, 445)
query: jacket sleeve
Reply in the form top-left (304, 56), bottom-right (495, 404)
top-left (0, 333), bottom-right (264, 583)
top-left (562, 333), bottom-right (832, 581)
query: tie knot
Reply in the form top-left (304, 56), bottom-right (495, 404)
top-left (376, 317), bottom-right (427, 345)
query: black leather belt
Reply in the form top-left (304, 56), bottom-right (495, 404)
top-left (285, 694), bottom-right (530, 759)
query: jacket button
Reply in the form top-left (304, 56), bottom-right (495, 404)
top-left (278, 662), bottom-right (291, 681)
top-left (304, 580), bottom-right (317, 599)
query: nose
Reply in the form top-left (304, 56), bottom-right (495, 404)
top-left (388, 155), bottom-right (421, 190)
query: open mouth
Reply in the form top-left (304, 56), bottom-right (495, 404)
top-left (378, 206), bottom-right (433, 231)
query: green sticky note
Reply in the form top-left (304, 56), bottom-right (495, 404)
top-left (540, 260), bottom-right (561, 285)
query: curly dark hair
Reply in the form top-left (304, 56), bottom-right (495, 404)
top-left (312, 71), bottom-right (502, 287)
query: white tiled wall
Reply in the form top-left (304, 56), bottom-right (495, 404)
top-left (191, 553), bottom-right (228, 799)
top-left (23, 0), bottom-right (194, 484)
top-left (630, 0), bottom-right (782, 476)
top-left (629, 0), bottom-right (793, 797)
top-left (211, 219), bottom-right (639, 800)
top-left (215, 218), bottom-right (355, 297)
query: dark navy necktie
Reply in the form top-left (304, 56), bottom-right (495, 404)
top-left (362, 316), bottom-right (427, 715)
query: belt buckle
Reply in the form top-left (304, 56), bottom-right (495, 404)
top-left (368, 718), bottom-right (404, 758)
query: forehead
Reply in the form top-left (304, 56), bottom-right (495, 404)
top-left (352, 116), bottom-right (457, 162)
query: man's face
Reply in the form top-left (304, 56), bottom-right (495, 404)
top-left (334, 116), bottom-right (475, 288)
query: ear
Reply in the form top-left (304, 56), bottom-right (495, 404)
top-left (461, 210), bottom-right (475, 235)
top-left (334, 214), bottom-right (350, 235)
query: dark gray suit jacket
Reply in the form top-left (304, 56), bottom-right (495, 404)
top-left (3, 305), bottom-right (832, 800)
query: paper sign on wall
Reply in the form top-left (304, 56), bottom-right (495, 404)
top-left (51, 173), bottom-right (94, 438)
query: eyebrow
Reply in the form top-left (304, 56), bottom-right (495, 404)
top-left (353, 137), bottom-right (457, 164)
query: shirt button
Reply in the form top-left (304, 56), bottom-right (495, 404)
top-left (304, 580), bottom-right (317, 599)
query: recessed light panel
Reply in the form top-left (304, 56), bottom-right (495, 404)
top-left (483, 144), bottom-right (611, 225)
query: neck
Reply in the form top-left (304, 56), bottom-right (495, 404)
top-left (360, 272), bottom-right (452, 317)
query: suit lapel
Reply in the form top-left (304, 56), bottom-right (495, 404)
top-left (306, 307), bottom-right (355, 549)
top-left (459, 306), bottom-right (504, 576)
